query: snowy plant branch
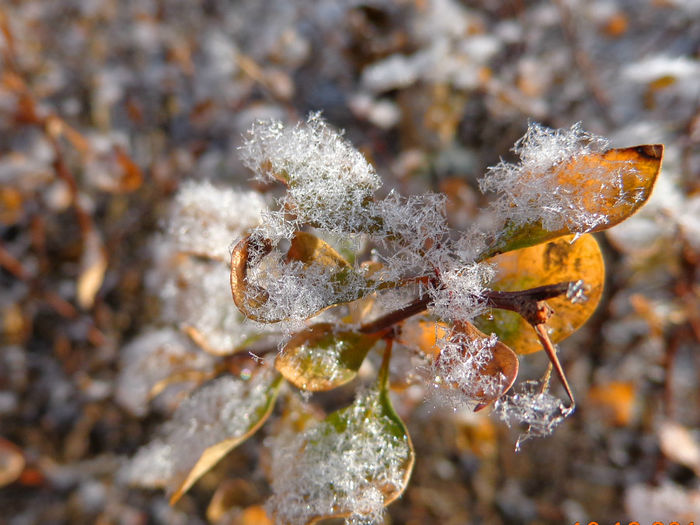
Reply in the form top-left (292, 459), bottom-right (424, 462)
top-left (123, 114), bottom-right (662, 523)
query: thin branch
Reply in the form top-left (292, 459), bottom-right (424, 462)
top-left (358, 281), bottom-right (574, 335)
top-left (358, 294), bottom-right (431, 335)
top-left (484, 282), bottom-right (572, 324)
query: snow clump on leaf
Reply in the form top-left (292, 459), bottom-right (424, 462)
top-left (266, 388), bottom-right (412, 525)
top-left (240, 112), bottom-right (382, 235)
top-left (167, 180), bottom-right (268, 261)
top-left (121, 368), bottom-right (279, 493)
top-left (479, 122), bottom-right (617, 233)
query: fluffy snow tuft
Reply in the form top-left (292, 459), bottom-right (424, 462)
top-left (158, 252), bottom-right (263, 354)
top-left (479, 122), bottom-right (621, 233)
top-left (493, 380), bottom-right (572, 451)
top-left (115, 329), bottom-right (214, 417)
top-left (428, 263), bottom-right (493, 322)
top-left (240, 113), bottom-right (382, 234)
top-left (266, 388), bottom-right (411, 525)
top-left (431, 328), bottom-right (505, 408)
top-left (244, 245), bottom-right (369, 323)
top-left (167, 180), bottom-right (268, 261)
top-left (121, 368), bottom-right (278, 490)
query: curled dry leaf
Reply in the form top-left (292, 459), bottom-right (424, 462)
top-left (0, 437), bottom-right (25, 488)
top-left (276, 323), bottom-right (381, 391)
top-left (231, 231), bottom-right (371, 323)
top-left (231, 234), bottom-right (273, 321)
top-left (76, 228), bottom-right (107, 309)
top-left (477, 234), bottom-right (605, 354)
top-left (148, 369), bottom-right (218, 402)
top-left (436, 320), bottom-right (519, 410)
top-left (480, 144), bottom-right (664, 259)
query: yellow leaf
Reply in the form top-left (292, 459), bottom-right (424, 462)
top-left (0, 437), bottom-right (24, 488)
top-left (77, 229), bottom-right (107, 309)
top-left (477, 234), bottom-right (605, 354)
top-left (276, 323), bottom-right (380, 391)
top-left (479, 144), bottom-right (664, 259)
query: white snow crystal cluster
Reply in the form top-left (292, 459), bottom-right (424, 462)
top-left (368, 191), bottom-right (450, 278)
top-left (158, 254), bottom-right (263, 354)
top-left (479, 122), bottom-right (626, 233)
top-left (244, 251), bottom-right (368, 323)
top-left (240, 112), bottom-right (382, 235)
top-left (266, 388), bottom-right (411, 525)
top-left (116, 181), bottom-right (270, 416)
top-left (115, 329), bottom-right (215, 417)
top-left (429, 263), bottom-right (494, 323)
top-left (239, 114), bottom-right (491, 321)
top-left (167, 180), bottom-right (267, 261)
top-left (493, 381), bottom-right (572, 450)
top-left (431, 328), bottom-right (505, 408)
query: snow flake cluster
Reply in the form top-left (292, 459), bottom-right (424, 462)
top-left (480, 122), bottom-right (632, 233)
top-left (266, 389), bottom-right (411, 525)
top-left (431, 329), bottom-right (505, 408)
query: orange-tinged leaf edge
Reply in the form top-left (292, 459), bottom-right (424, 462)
top-left (169, 374), bottom-right (284, 504)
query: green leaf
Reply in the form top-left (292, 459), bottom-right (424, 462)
top-left (478, 144), bottom-right (664, 260)
top-left (267, 359), bottom-right (414, 524)
top-left (276, 323), bottom-right (381, 391)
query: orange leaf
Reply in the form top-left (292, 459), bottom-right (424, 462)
top-left (432, 321), bottom-right (519, 410)
top-left (588, 381), bottom-right (636, 426)
top-left (397, 319), bottom-right (449, 358)
top-left (480, 144), bottom-right (664, 259)
top-left (477, 234), bottom-right (605, 354)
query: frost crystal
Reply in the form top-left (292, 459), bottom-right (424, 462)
top-left (244, 247), bottom-right (368, 323)
top-left (428, 263), bottom-right (493, 322)
top-left (159, 254), bottom-right (263, 354)
top-left (240, 113), bottom-right (382, 234)
top-left (479, 122), bottom-right (625, 233)
top-left (432, 329), bottom-right (505, 408)
top-left (369, 191), bottom-right (450, 277)
top-left (121, 368), bottom-right (278, 490)
top-left (266, 389), bottom-right (411, 525)
top-left (493, 381), bottom-right (572, 450)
